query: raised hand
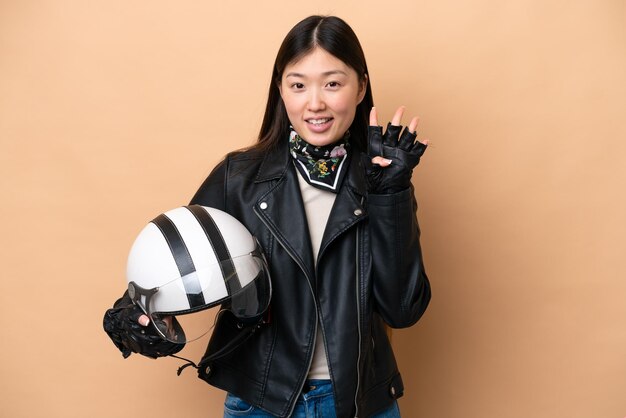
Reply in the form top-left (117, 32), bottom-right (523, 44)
top-left (362, 106), bottom-right (427, 193)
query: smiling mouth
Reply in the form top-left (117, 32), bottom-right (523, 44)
top-left (306, 117), bottom-right (333, 125)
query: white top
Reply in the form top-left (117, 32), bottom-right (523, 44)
top-left (295, 169), bottom-right (336, 380)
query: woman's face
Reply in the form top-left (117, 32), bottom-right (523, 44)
top-left (279, 47), bottom-right (366, 147)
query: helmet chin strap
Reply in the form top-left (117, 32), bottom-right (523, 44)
top-left (171, 353), bottom-right (200, 376)
top-left (174, 309), bottom-right (271, 376)
top-left (172, 322), bottom-right (266, 376)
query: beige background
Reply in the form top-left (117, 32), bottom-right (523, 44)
top-left (1, 1), bottom-right (625, 417)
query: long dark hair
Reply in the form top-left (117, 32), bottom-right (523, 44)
top-left (255, 15), bottom-right (373, 153)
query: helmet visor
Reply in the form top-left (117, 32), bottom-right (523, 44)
top-left (128, 244), bottom-right (271, 344)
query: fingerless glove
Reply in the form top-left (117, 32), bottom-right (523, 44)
top-left (361, 123), bottom-right (427, 194)
top-left (103, 292), bottom-right (185, 359)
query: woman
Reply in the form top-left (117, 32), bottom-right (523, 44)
top-left (189, 15), bottom-right (431, 417)
top-left (105, 14), bottom-right (430, 418)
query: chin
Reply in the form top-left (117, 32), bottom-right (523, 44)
top-left (306, 132), bottom-right (342, 147)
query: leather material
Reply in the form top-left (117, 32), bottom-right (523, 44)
top-left (189, 141), bottom-right (430, 418)
top-left (363, 123), bottom-right (427, 194)
top-left (103, 291), bottom-right (185, 359)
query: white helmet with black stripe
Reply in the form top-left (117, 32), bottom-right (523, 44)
top-left (126, 205), bottom-right (271, 345)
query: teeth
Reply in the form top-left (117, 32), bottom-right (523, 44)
top-left (308, 118), bottom-right (330, 125)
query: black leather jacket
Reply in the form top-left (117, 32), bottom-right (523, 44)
top-left (189, 143), bottom-right (430, 418)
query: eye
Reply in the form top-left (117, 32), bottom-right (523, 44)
top-left (291, 83), bottom-right (305, 90)
top-left (326, 81), bottom-right (341, 89)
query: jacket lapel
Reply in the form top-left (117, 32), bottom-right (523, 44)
top-left (253, 145), bottom-right (316, 283)
top-left (318, 153), bottom-right (367, 263)
top-left (253, 144), bottom-right (368, 279)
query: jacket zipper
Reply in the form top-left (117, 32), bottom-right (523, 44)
top-left (253, 205), bottom-right (318, 418)
top-left (354, 223), bottom-right (362, 418)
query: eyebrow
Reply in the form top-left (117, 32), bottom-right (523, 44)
top-left (285, 70), bottom-right (348, 78)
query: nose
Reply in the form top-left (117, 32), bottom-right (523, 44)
top-left (307, 88), bottom-right (326, 112)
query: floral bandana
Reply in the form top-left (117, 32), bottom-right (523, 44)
top-left (288, 128), bottom-right (350, 193)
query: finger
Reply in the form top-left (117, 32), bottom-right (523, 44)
top-left (369, 107), bottom-right (378, 126)
top-left (383, 123), bottom-right (401, 146)
top-left (408, 116), bottom-right (419, 134)
top-left (371, 156), bottom-right (392, 167)
top-left (398, 128), bottom-right (417, 151)
top-left (138, 315), bottom-right (150, 326)
top-left (413, 138), bottom-right (428, 157)
top-left (390, 106), bottom-right (405, 126)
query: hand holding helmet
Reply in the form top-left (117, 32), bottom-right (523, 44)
top-left (104, 205), bottom-right (271, 368)
top-left (103, 292), bottom-right (185, 359)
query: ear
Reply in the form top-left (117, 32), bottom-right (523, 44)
top-left (357, 74), bottom-right (368, 104)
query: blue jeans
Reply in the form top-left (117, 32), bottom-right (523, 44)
top-left (223, 379), bottom-right (401, 417)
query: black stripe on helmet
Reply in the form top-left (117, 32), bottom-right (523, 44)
top-left (151, 213), bottom-right (206, 309)
top-left (185, 205), bottom-right (242, 294)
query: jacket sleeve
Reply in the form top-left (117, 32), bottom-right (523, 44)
top-left (189, 156), bottom-right (229, 209)
top-left (367, 186), bottom-right (431, 328)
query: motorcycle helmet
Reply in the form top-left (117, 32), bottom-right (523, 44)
top-left (126, 205), bottom-right (271, 344)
